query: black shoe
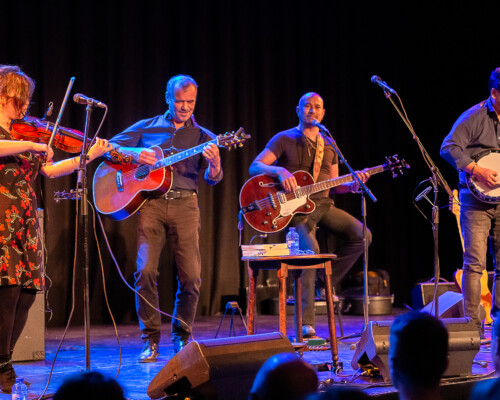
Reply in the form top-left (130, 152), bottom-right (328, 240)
top-left (0, 364), bottom-right (15, 394)
top-left (138, 340), bottom-right (159, 363)
top-left (173, 339), bottom-right (188, 354)
top-left (302, 325), bottom-right (316, 338)
top-left (316, 287), bottom-right (340, 302)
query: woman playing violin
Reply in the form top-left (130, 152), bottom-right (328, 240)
top-left (0, 65), bottom-right (111, 393)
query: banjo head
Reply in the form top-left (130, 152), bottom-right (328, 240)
top-left (468, 149), bottom-right (500, 203)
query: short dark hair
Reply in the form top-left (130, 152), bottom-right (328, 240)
top-left (389, 311), bottom-right (448, 391)
top-left (249, 353), bottom-right (318, 400)
top-left (307, 387), bottom-right (370, 400)
top-left (488, 67), bottom-right (500, 92)
top-left (53, 371), bottom-right (125, 400)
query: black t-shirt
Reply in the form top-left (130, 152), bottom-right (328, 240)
top-left (266, 127), bottom-right (338, 202)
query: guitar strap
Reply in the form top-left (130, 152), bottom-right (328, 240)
top-left (312, 133), bottom-right (325, 181)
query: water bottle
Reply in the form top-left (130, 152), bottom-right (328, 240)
top-left (12, 378), bottom-right (28, 400)
top-left (286, 227), bottom-right (300, 255)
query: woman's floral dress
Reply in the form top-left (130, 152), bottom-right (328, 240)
top-left (0, 127), bottom-right (44, 290)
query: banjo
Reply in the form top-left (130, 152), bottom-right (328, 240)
top-left (466, 149), bottom-right (500, 203)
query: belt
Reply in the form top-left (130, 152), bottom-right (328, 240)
top-left (164, 189), bottom-right (196, 200)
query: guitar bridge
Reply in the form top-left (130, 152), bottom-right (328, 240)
top-left (269, 192), bottom-right (278, 209)
top-left (276, 191), bottom-right (286, 204)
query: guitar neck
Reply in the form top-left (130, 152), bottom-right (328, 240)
top-left (297, 164), bottom-right (386, 197)
top-left (152, 138), bottom-right (218, 171)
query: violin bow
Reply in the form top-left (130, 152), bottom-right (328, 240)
top-left (43, 76), bottom-right (75, 163)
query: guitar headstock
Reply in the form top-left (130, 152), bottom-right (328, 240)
top-left (383, 154), bottom-right (410, 178)
top-left (218, 128), bottom-right (251, 150)
top-left (450, 188), bottom-right (460, 216)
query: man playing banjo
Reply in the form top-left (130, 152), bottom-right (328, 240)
top-left (441, 66), bottom-right (500, 338)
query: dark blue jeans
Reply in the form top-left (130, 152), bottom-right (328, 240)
top-left (460, 190), bottom-right (500, 332)
top-left (291, 202), bottom-right (372, 327)
top-left (134, 195), bottom-right (201, 343)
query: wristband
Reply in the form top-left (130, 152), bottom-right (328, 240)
top-left (471, 163), bottom-right (478, 176)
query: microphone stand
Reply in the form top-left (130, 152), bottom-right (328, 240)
top-left (378, 88), bottom-right (453, 317)
top-left (318, 126), bottom-right (376, 327)
top-left (76, 104), bottom-right (93, 370)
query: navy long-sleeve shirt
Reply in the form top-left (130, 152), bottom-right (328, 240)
top-left (109, 111), bottom-right (222, 191)
top-left (440, 97), bottom-right (500, 185)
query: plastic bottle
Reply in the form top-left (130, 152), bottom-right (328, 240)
top-left (12, 378), bottom-right (28, 400)
top-left (286, 227), bottom-right (300, 255)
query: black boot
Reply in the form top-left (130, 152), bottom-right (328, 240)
top-left (138, 339), bottom-right (159, 363)
top-left (0, 363), bottom-right (16, 394)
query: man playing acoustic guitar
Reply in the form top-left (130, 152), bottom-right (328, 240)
top-left (249, 92), bottom-right (371, 338)
top-left (108, 75), bottom-right (222, 361)
top-left (441, 67), bottom-right (500, 339)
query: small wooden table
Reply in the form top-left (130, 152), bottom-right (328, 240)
top-left (243, 254), bottom-right (339, 367)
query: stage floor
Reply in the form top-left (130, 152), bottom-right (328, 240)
top-left (1, 309), bottom-right (495, 400)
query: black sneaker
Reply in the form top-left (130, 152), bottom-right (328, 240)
top-left (316, 287), bottom-right (340, 302)
top-left (138, 340), bottom-right (159, 363)
top-left (302, 325), bottom-right (316, 338)
top-left (173, 338), bottom-right (188, 354)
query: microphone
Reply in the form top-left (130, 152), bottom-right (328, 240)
top-left (73, 93), bottom-right (107, 108)
top-left (370, 75), bottom-right (396, 94)
top-left (415, 186), bottom-right (432, 202)
top-left (42, 102), bottom-right (53, 119)
top-left (311, 119), bottom-right (328, 132)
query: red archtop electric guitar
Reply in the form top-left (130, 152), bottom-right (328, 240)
top-left (239, 155), bottom-right (408, 233)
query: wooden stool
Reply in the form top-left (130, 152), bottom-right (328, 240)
top-left (243, 254), bottom-right (339, 368)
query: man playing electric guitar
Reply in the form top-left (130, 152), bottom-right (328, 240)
top-left (441, 67), bottom-right (500, 339)
top-left (108, 75), bottom-right (222, 361)
top-left (249, 92), bottom-right (371, 338)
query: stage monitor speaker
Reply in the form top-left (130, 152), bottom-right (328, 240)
top-left (12, 291), bottom-right (45, 361)
top-left (411, 282), bottom-right (460, 309)
top-left (421, 291), bottom-right (464, 318)
top-left (351, 317), bottom-right (480, 381)
top-left (147, 332), bottom-right (295, 400)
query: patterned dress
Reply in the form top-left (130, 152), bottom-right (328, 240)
top-left (0, 127), bottom-right (44, 290)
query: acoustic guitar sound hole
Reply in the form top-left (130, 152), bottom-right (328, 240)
top-left (135, 165), bottom-right (150, 180)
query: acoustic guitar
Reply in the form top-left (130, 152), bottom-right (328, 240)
top-left (93, 128), bottom-right (249, 220)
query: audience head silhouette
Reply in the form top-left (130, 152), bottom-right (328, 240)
top-left (249, 352), bottom-right (318, 400)
top-left (53, 371), bottom-right (125, 400)
top-left (305, 386), bottom-right (370, 400)
top-left (389, 311), bottom-right (448, 400)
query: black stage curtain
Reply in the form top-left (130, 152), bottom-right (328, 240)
top-left (3, 1), bottom-right (496, 326)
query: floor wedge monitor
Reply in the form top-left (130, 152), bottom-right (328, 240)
top-left (148, 332), bottom-right (295, 400)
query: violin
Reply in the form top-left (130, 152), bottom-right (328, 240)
top-left (11, 116), bottom-right (93, 153)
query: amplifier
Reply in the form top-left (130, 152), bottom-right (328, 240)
top-left (12, 291), bottom-right (45, 361)
top-left (411, 282), bottom-right (460, 309)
